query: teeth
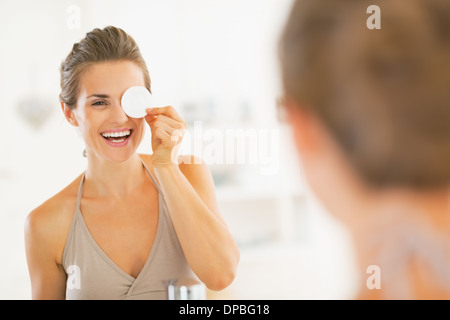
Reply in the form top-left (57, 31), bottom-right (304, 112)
top-left (101, 130), bottom-right (131, 138)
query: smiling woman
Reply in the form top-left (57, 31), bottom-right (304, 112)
top-left (23, 26), bottom-right (240, 300)
top-left (63, 61), bottom-right (148, 162)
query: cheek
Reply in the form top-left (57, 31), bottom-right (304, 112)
top-left (286, 110), bottom-right (326, 200)
top-left (290, 123), bottom-right (304, 157)
top-left (133, 119), bottom-right (146, 141)
top-left (72, 111), bottom-right (89, 136)
top-left (74, 110), bottom-right (101, 140)
top-left (287, 110), bottom-right (308, 159)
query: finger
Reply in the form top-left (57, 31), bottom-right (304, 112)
top-left (151, 114), bottom-right (186, 130)
top-left (144, 114), bottom-right (158, 125)
top-left (146, 106), bottom-right (185, 123)
top-left (154, 127), bottom-right (177, 146)
top-left (151, 119), bottom-right (185, 143)
top-left (170, 128), bottom-right (185, 143)
top-left (151, 118), bottom-right (177, 136)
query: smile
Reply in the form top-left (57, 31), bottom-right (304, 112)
top-left (100, 129), bottom-right (133, 146)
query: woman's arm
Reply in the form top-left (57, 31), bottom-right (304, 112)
top-left (153, 157), bottom-right (240, 290)
top-left (145, 106), bottom-right (240, 290)
top-left (24, 203), bottom-right (68, 299)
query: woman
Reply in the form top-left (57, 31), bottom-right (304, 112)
top-left (279, 0), bottom-right (450, 299)
top-left (24, 26), bottom-right (239, 300)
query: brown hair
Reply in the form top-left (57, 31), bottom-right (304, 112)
top-left (279, 0), bottom-right (450, 189)
top-left (59, 26), bottom-right (151, 109)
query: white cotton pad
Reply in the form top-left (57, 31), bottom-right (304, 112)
top-left (121, 86), bottom-right (153, 118)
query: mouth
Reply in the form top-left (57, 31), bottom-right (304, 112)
top-left (100, 129), bottom-right (133, 145)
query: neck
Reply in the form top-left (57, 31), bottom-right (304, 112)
top-left (349, 186), bottom-right (450, 299)
top-left (84, 152), bottom-right (147, 198)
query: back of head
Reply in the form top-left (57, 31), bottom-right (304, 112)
top-left (279, 0), bottom-right (450, 189)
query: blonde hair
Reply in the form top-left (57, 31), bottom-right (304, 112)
top-left (59, 26), bottom-right (151, 109)
top-left (279, 0), bottom-right (450, 189)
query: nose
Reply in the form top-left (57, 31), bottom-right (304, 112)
top-left (109, 102), bottom-right (129, 123)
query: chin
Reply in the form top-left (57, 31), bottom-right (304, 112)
top-left (107, 151), bottom-right (137, 163)
top-left (91, 146), bottom-right (136, 164)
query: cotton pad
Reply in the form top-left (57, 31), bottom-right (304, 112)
top-left (121, 86), bottom-right (152, 118)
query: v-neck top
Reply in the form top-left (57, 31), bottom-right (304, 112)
top-left (62, 160), bottom-right (198, 300)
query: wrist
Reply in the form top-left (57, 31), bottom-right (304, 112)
top-left (151, 151), bottom-right (179, 166)
top-left (151, 155), bottom-right (180, 170)
top-left (152, 162), bottom-right (179, 170)
top-left (152, 159), bottom-right (181, 183)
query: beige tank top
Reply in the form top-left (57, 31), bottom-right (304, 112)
top-left (62, 161), bottom-right (199, 300)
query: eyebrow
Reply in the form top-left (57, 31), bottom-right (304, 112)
top-left (86, 94), bottom-right (110, 99)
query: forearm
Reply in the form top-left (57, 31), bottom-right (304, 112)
top-left (153, 163), bottom-right (239, 290)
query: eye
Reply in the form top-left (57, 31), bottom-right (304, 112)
top-left (92, 100), bottom-right (107, 106)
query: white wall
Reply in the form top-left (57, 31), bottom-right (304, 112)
top-left (0, 0), bottom-right (357, 299)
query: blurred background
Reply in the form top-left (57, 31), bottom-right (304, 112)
top-left (0, 0), bottom-right (358, 299)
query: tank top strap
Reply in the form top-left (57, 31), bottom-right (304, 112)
top-left (75, 172), bottom-right (86, 214)
top-left (140, 159), bottom-right (163, 194)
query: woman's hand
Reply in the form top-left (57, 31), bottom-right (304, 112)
top-left (145, 106), bottom-right (188, 167)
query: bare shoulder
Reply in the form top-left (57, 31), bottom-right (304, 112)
top-left (24, 174), bottom-right (83, 260)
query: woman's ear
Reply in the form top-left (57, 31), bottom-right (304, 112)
top-left (284, 100), bottom-right (319, 157)
top-left (61, 102), bottom-right (79, 127)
